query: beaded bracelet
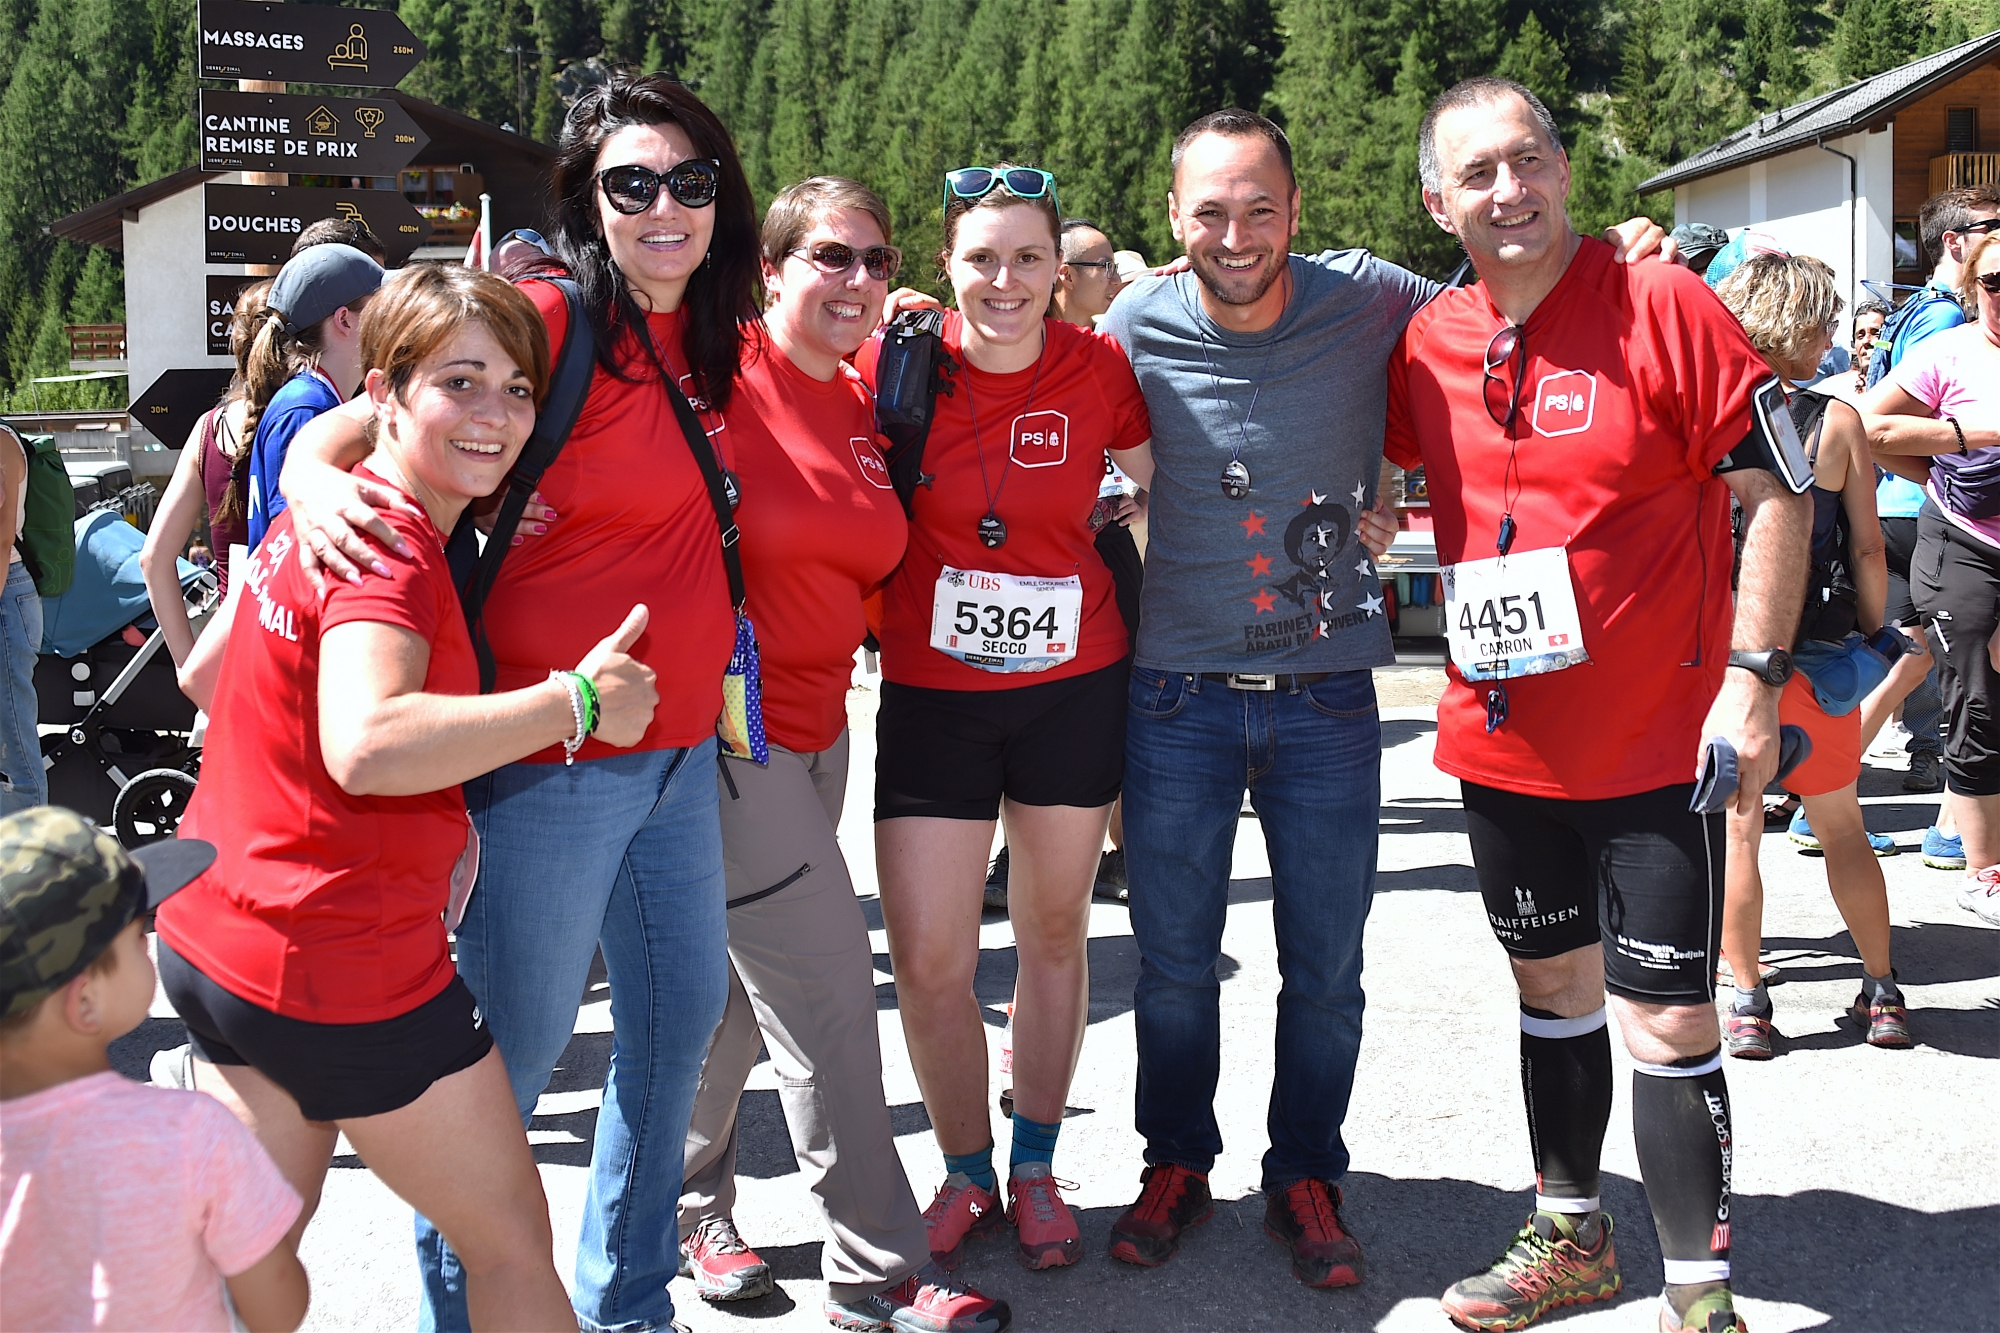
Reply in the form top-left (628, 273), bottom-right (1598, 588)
top-left (550, 670), bottom-right (588, 765)
top-left (1947, 415), bottom-right (1968, 456)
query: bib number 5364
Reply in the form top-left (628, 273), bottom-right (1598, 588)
top-left (954, 601), bottom-right (1061, 641)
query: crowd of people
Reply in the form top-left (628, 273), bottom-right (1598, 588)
top-left (2, 67), bottom-right (1996, 1333)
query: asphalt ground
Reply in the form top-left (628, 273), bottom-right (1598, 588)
top-left (113, 665), bottom-right (2000, 1332)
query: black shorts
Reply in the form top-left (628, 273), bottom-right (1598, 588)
top-left (874, 660), bottom-right (1127, 820)
top-left (1460, 781), bottom-right (1723, 1005)
top-left (157, 938), bottom-right (492, 1122)
top-left (1882, 515), bottom-right (1921, 627)
top-left (1912, 506), bottom-right (2000, 796)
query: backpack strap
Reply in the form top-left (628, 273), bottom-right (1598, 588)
top-left (457, 276), bottom-right (596, 691)
top-left (873, 310), bottom-right (956, 518)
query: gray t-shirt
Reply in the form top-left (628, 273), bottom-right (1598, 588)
top-left (1100, 250), bottom-right (1440, 673)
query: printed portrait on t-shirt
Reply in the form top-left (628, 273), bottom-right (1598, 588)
top-left (1236, 482), bottom-right (1382, 655)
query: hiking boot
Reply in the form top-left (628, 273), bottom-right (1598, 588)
top-left (1093, 848), bottom-right (1129, 903)
top-left (1903, 750), bottom-right (1945, 792)
top-left (1922, 826), bottom-right (1965, 870)
top-left (1441, 1211), bottom-right (1621, 1331)
top-left (1960, 865), bottom-right (2000, 925)
top-left (922, 1173), bottom-right (1005, 1271)
top-left (1723, 1007), bottom-right (1774, 1060)
top-left (1006, 1162), bottom-right (1082, 1269)
top-left (679, 1216), bottom-right (775, 1302)
top-left (824, 1262), bottom-right (1010, 1333)
top-left (983, 847), bottom-right (1009, 909)
top-left (1263, 1178), bottom-right (1364, 1288)
top-left (1659, 1286), bottom-right (1748, 1333)
top-left (1846, 988), bottom-right (1913, 1048)
top-left (1108, 1163), bottom-right (1213, 1267)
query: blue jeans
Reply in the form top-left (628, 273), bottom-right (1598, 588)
top-left (416, 741), bottom-right (729, 1333)
top-left (0, 562), bottom-right (44, 814)
top-left (1124, 668), bottom-right (1380, 1191)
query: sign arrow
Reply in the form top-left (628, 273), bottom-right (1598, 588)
top-left (205, 184), bottom-right (432, 264)
top-left (130, 368), bottom-right (236, 449)
top-left (198, 0), bottom-right (426, 88)
top-left (198, 90), bottom-right (429, 176)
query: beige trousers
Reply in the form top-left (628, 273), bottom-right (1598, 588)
top-left (680, 733), bottom-right (928, 1300)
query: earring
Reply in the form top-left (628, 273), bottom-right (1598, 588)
top-left (704, 250), bottom-right (713, 268)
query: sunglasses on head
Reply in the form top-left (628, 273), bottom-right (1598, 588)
top-left (597, 159), bottom-right (722, 215)
top-left (788, 240), bottom-right (903, 283)
top-left (943, 166), bottom-right (1059, 216)
top-left (1976, 271), bottom-right (2000, 295)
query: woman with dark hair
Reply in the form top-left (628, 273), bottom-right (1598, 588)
top-left (275, 74), bottom-right (757, 1332)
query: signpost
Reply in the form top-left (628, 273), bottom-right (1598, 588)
top-left (204, 275), bottom-right (262, 356)
top-left (198, 90), bottom-right (428, 176)
top-left (198, 0), bottom-right (426, 87)
top-left (131, 368), bottom-right (236, 450)
top-left (204, 184), bottom-right (431, 264)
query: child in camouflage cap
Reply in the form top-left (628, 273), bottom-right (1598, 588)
top-left (0, 807), bottom-right (310, 1331)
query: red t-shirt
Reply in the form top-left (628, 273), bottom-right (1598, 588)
top-left (159, 472), bottom-right (472, 1022)
top-left (860, 315), bottom-right (1151, 691)
top-left (1384, 238), bottom-right (1772, 799)
top-left (483, 281), bottom-right (735, 760)
top-left (732, 325), bottom-right (906, 751)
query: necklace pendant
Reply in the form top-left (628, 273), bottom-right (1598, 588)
top-left (1220, 459), bottom-right (1252, 500)
top-left (978, 513), bottom-right (1008, 549)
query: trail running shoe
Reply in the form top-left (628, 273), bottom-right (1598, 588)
top-left (1007, 1162), bottom-right (1082, 1269)
top-left (1659, 1286), bottom-right (1748, 1333)
top-left (1724, 1007), bottom-right (1775, 1060)
top-left (983, 847), bottom-right (1009, 909)
top-left (922, 1173), bottom-right (1005, 1271)
top-left (1442, 1211), bottom-right (1621, 1330)
top-left (1904, 750), bottom-right (1945, 792)
top-left (1264, 1177), bottom-right (1364, 1288)
top-left (1108, 1163), bottom-right (1213, 1267)
top-left (1093, 848), bottom-right (1129, 903)
top-left (1846, 990), bottom-right (1913, 1048)
top-left (1960, 865), bottom-right (2000, 926)
top-left (1789, 809), bottom-right (1896, 855)
top-left (823, 1262), bottom-right (1010, 1333)
top-left (679, 1216), bottom-right (775, 1301)
top-left (1922, 826), bottom-right (1965, 870)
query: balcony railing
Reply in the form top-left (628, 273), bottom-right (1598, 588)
top-left (65, 324), bottom-right (126, 366)
top-left (1931, 152), bottom-right (2000, 194)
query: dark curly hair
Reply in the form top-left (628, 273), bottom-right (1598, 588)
top-left (548, 74), bottom-right (757, 410)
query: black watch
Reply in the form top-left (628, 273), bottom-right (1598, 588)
top-left (1728, 648), bottom-right (1795, 686)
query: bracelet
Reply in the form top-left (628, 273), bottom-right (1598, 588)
top-left (571, 671), bottom-right (601, 735)
top-left (549, 671), bottom-right (587, 765)
top-left (1948, 415), bottom-right (1967, 455)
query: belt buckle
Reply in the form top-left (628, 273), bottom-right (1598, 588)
top-left (1224, 673), bottom-right (1277, 691)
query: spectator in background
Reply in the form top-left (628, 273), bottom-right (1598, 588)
top-left (1668, 222), bottom-right (1729, 278)
top-left (1850, 298), bottom-right (1891, 389)
top-left (294, 214), bottom-right (389, 265)
top-left (1051, 218), bottom-right (1126, 326)
top-left (0, 422), bottom-right (42, 815)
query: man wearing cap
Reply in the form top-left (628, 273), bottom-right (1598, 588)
top-left (245, 242), bottom-right (383, 547)
top-left (0, 807), bottom-right (310, 1332)
top-left (1668, 224), bottom-right (1729, 279)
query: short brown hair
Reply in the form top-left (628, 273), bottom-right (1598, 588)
top-left (939, 162), bottom-right (1060, 271)
top-left (1919, 184), bottom-right (2000, 271)
top-left (761, 176), bottom-right (894, 269)
top-left (1959, 232), bottom-right (2000, 308)
top-left (360, 264), bottom-right (551, 409)
top-left (1713, 252), bottom-right (1844, 369)
top-left (1172, 109), bottom-right (1294, 190)
top-left (294, 215), bottom-right (388, 264)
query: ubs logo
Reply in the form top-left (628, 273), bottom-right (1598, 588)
top-left (1531, 369), bottom-right (1595, 438)
top-left (851, 437), bottom-right (892, 489)
top-left (1011, 410), bottom-right (1069, 468)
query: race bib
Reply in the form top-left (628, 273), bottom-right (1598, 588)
top-left (1442, 545), bottom-right (1590, 682)
top-left (931, 566), bottom-right (1083, 673)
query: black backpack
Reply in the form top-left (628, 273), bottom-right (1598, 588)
top-left (872, 309), bottom-right (958, 517)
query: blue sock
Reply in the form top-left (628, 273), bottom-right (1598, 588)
top-left (943, 1144), bottom-right (996, 1193)
top-left (1010, 1114), bottom-right (1061, 1175)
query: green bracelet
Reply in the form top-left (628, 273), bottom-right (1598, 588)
top-left (569, 671), bottom-right (600, 735)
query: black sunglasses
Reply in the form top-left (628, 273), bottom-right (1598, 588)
top-left (1949, 218), bottom-right (2000, 238)
top-left (1483, 323), bottom-right (1528, 432)
top-left (788, 241), bottom-right (903, 283)
top-left (1976, 271), bottom-right (2000, 295)
top-left (597, 159), bottom-right (722, 215)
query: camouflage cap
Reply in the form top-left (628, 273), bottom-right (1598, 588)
top-left (0, 807), bottom-right (215, 1019)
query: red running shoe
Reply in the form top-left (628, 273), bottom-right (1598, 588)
top-left (678, 1215), bottom-right (775, 1301)
top-left (1108, 1163), bottom-right (1214, 1267)
top-left (922, 1173), bottom-right (1005, 1271)
top-left (823, 1262), bottom-right (1010, 1333)
top-left (1006, 1163), bottom-right (1082, 1269)
top-left (1264, 1178), bottom-right (1365, 1288)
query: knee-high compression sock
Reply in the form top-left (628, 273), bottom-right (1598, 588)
top-left (1631, 1049), bottom-right (1734, 1307)
top-left (943, 1144), bottom-right (997, 1193)
top-left (1009, 1114), bottom-right (1061, 1176)
top-left (1521, 1006), bottom-right (1613, 1225)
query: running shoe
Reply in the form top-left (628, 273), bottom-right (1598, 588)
top-left (1788, 809), bottom-right (1896, 856)
top-left (1922, 826), bottom-right (1965, 870)
top-left (1846, 989), bottom-right (1913, 1048)
top-left (1960, 865), bottom-right (2000, 926)
top-left (679, 1216), bottom-right (775, 1302)
top-left (1093, 848), bottom-right (1129, 903)
top-left (922, 1173), bottom-right (1005, 1271)
top-left (1108, 1163), bottom-right (1214, 1267)
top-left (983, 847), bottom-right (1009, 909)
top-left (1263, 1177), bottom-right (1364, 1288)
top-left (1870, 720), bottom-right (1912, 757)
top-left (1006, 1162), bottom-right (1082, 1269)
top-left (824, 1262), bottom-right (1010, 1333)
top-left (1659, 1286), bottom-right (1748, 1333)
top-left (1441, 1211), bottom-right (1621, 1331)
top-left (1723, 1006), bottom-right (1774, 1060)
top-left (149, 1042), bottom-right (195, 1090)
top-left (1904, 750), bottom-right (1945, 792)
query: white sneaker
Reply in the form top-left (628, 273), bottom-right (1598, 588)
top-left (1958, 867), bottom-right (2000, 927)
top-left (1870, 721), bottom-right (1913, 757)
top-left (149, 1043), bottom-right (195, 1090)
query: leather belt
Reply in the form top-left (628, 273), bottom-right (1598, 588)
top-left (1198, 672), bottom-right (1334, 692)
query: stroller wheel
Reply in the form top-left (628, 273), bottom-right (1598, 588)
top-left (113, 768), bottom-right (199, 849)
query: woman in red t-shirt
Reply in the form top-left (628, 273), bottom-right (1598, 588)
top-left (155, 265), bottom-right (658, 1331)
top-left (863, 167), bottom-right (1152, 1272)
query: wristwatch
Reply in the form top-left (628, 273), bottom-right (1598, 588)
top-left (1728, 648), bottom-right (1795, 686)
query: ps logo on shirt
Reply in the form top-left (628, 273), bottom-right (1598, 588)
top-left (1531, 369), bottom-right (1596, 438)
top-left (1011, 411), bottom-right (1070, 468)
top-left (851, 437), bottom-right (893, 489)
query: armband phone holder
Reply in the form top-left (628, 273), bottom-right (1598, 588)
top-left (1712, 378), bottom-right (1814, 495)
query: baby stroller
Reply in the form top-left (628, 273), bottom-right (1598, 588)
top-left (35, 508), bottom-right (214, 848)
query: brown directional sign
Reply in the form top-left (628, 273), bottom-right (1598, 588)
top-left (204, 184), bottom-right (431, 263)
top-left (198, 0), bottom-right (425, 88)
top-left (206, 275), bottom-right (262, 356)
top-left (130, 368), bottom-right (235, 449)
top-left (199, 90), bottom-right (428, 176)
